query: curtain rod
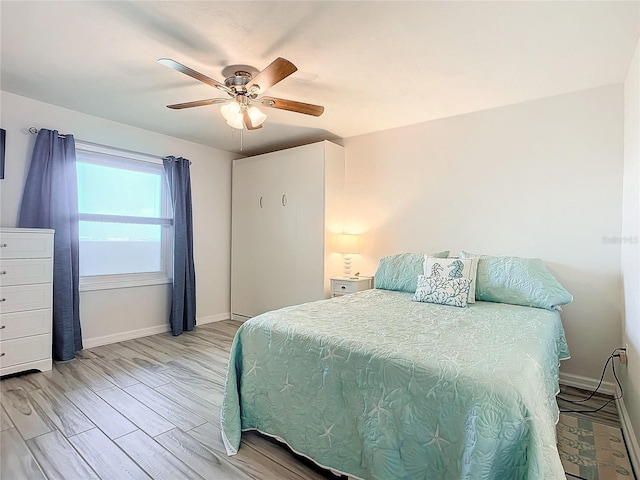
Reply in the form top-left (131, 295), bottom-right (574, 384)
top-left (27, 127), bottom-right (191, 165)
top-left (28, 126), bottom-right (66, 138)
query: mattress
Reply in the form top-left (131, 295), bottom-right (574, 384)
top-left (221, 289), bottom-right (570, 479)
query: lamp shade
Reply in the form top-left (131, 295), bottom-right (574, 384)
top-left (247, 106), bottom-right (267, 127)
top-left (220, 103), bottom-right (267, 130)
top-left (225, 116), bottom-right (244, 129)
top-left (221, 102), bottom-right (244, 129)
top-left (220, 102), bottom-right (241, 121)
top-left (335, 234), bottom-right (360, 254)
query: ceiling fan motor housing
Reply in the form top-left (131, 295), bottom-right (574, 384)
top-left (225, 71), bottom-right (252, 94)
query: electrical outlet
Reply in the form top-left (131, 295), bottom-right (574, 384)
top-left (618, 348), bottom-right (628, 365)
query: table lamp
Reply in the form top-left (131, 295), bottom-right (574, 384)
top-left (335, 233), bottom-right (360, 278)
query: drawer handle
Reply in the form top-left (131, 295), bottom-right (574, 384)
top-left (0, 326), bottom-right (5, 329)
top-left (0, 244), bottom-right (6, 248)
top-left (259, 196), bottom-right (263, 208)
top-left (0, 299), bottom-right (5, 302)
top-left (0, 271), bottom-right (6, 275)
top-left (282, 194), bottom-right (287, 206)
top-left (341, 285), bottom-right (346, 289)
top-left (0, 353), bottom-right (5, 357)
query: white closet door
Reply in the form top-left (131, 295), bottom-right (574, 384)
top-left (231, 159), bottom-right (268, 318)
top-left (231, 141), bottom-right (343, 319)
top-left (252, 154), bottom-right (290, 316)
top-left (285, 148), bottom-right (325, 304)
top-left (232, 154), bottom-right (297, 318)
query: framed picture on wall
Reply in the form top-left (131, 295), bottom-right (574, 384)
top-left (0, 129), bottom-right (5, 179)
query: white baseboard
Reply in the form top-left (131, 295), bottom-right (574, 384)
top-left (83, 324), bottom-right (170, 349)
top-left (82, 312), bottom-right (231, 348)
top-left (197, 313), bottom-right (231, 324)
top-left (616, 392), bottom-right (640, 476)
top-left (559, 371), bottom-right (616, 396)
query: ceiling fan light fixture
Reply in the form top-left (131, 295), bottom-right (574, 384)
top-left (220, 100), bottom-right (267, 130)
top-left (247, 106), bottom-right (267, 127)
top-left (226, 116), bottom-right (245, 130)
top-left (220, 102), bottom-right (241, 122)
top-left (220, 102), bottom-right (245, 129)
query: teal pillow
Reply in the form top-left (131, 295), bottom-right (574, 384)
top-left (460, 251), bottom-right (572, 310)
top-left (374, 251), bottom-right (449, 293)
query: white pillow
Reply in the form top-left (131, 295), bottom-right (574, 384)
top-left (424, 255), bottom-right (479, 303)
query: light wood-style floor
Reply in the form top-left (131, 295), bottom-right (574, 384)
top-left (1, 320), bottom-right (339, 480)
top-left (0, 320), bottom-right (628, 480)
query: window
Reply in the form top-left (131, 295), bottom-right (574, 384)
top-left (76, 142), bottom-right (172, 290)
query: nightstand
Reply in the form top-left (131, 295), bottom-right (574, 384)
top-left (330, 277), bottom-right (373, 297)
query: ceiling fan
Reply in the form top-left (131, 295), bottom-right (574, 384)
top-left (158, 57), bottom-right (324, 130)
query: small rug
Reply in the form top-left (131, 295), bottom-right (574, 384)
top-left (557, 414), bottom-right (635, 480)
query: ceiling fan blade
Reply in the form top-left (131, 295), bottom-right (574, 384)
top-left (246, 57), bottom-right (297, 94)
top-left (167, 98), bottom-right (229, 109)
top-left (259, 96), bottom-right (324, 117)
top-left (242, 109), bottom-right (263, 130)
top-left (158, 58), bottom-right (233, 95)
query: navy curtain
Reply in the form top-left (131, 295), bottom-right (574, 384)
top-left (163, 156), bottom-right (196, 335)
top-left (18, 129), bottom-right (82, 361)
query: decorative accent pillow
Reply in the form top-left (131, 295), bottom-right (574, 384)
top-left (412, 275), bottom-right (471, 308)
top-left (459, 251), bottom-right (573, 310)
top-left (374, 251), bottom-right (449, 293)
top-left (423, 256), bottom-right (478, 303)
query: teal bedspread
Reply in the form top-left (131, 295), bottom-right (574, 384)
top-left (221, 289), bottom-right (570, 479)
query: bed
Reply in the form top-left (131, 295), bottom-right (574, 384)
top-left (221, 254), bottom-right (572, 479)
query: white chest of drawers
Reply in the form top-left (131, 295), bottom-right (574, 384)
top-left (0, 228), bottom-right (54, 376)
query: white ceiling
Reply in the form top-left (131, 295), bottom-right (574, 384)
top-left (1, 1), bottom-right (638, 156)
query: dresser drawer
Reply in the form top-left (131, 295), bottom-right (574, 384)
top-left (0, 309), bottom-right (51, 341)
top-left (0, 259), bottom-right (53, 287)
top-left (0, 284), bottom-right (52, 314)
top-left (0, 334), bottom-right (51, 369)
top-left (0, 231), bottom-right (53, 259)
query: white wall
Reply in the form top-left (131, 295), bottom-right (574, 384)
top-left (621, 38), bottom-right (640, 468)
top-left (0, 91), bottom-right (239, 346)
top-left (343, 85), bottom-right (624, 384)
